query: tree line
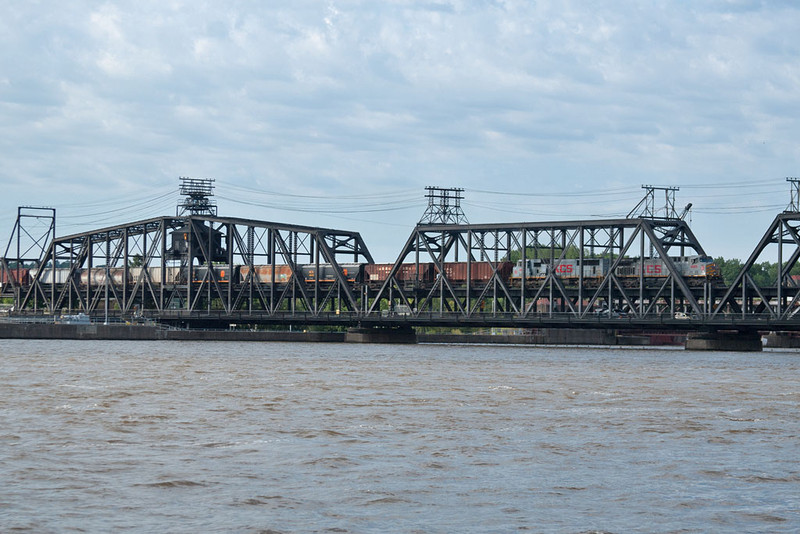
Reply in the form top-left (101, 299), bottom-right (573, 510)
top-left (712, 257), bottom-right (800, 287)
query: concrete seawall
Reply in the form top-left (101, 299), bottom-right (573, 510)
top-left (0, 323), bottom-right (639, 345)
top-left (0, 323), bottom-right (345, 342)
top-left (418, 328), bottom-right (619, 345)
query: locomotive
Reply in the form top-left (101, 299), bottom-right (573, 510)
top-left (511, 255), bottom-right (719, 287)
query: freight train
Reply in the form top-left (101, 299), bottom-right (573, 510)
top-left (13, 255), bottom-right (717, 291)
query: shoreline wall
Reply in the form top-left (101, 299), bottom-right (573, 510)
top-left (0, 323), bottom-right (346, 343)
top-left (0, 323), bottom-right (671, 346)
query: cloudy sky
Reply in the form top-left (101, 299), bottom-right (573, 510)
top-left (2, 0), bottom-right (799, 261)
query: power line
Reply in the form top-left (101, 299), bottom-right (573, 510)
top-left (57, 186), bottom-right (176, 208)
top-left (219, 181), bottom-right (419, 200)
top-left (679, 178), bottom-right (778, 189)
top-left (215, 194), bottom-right (425, 214)
top-left (466, 186), bottom-right (636, 198)
top-left (58, 191), bottom-right (177, 219)
top-left (692, 204), bottom-right (785, 213)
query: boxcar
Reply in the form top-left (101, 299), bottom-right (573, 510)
top-left (365, 263), bottom-right (435, 284)
top-left (440, 261), bottom-right (513, 283)
top-left (0, 267), bottom-right (30, 286)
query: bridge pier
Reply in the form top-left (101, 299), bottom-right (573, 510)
top-left (762, 332), bottom-right (800, 349)
top-left (345, 326), bottom-right (417, 344)
top-left (685, 331), bottom-right (763, 352)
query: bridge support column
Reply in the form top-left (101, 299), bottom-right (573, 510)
top-left (345, 326), bottom-right (417, 344)
top-left (685, 331), bottom-right (763, 352)
top-left (763, 332), bottom-right (800, 349)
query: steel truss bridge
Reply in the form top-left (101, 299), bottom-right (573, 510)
top-left (3, 208), bottom-right (800, 334)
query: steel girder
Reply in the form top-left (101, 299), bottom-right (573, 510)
top-left (365, 218), bottom-right (712, 320)
top-left (15, 215), bottom-right (373, 318)
top-left (19, 217), bottom-right (183, 315)
top-left (185, 216), bottom-right (373, 317)
top-left (710, 212), bottom-right (800, 320)
top-left (0, 207), bottom-right (56, 303)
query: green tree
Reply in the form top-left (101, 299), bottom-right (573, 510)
top-left (714, 256), bottom-right (743, 285)
top-left (712, 256), bottom-right (800, 286)
top-left (749, 261), bottom-right (778, 287)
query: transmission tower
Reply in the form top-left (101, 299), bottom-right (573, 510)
top-left (419, 186), bottom-right (468, 225)
top-left (177, 177), bottom-right (217, 216)
top-left (627, 185), bottom-right (680, 219)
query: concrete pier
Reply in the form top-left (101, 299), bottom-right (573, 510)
top-left (685, 331), bottom-right (764, 352)
top-left (763, 332), bottom-right (800, 349)
top-left (344, 326), bottom-right (417, 344)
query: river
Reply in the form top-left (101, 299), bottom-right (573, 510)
top-left (1, 339), bottom-right (798, 533)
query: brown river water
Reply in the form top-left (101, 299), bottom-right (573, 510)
top-left (1, 339), bottom-right (798, 533)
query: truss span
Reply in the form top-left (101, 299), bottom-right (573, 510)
top-left (5, 211), bottom-right (800, 333)
top-left (3, 215), bottom-right (373, 320)
top-left (364, 218), bottom-right (718, 323)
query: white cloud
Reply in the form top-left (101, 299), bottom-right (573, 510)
top-left (1, 0), bottom-right (799, 260)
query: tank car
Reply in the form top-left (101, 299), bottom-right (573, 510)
top-left (80, 268), bottom-right (130, 286)
top-left (128, 266), bottom-right (182, 285)
top-left (302, 263), bottom-right (365, 284)
top-left (191, 265), bottom-right (236, 283)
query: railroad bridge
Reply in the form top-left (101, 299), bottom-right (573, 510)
top-left (3, 182), bottom-right (800, 350)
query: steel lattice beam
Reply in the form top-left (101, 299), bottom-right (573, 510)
top-left (365, 218), bottom-right (713, 321)
top-left (13, 215), bottom-right (373, 321)
top-left (710, 212), bottom-right (800, 320)
top-left (15, 208), bottom-right (800, 332)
